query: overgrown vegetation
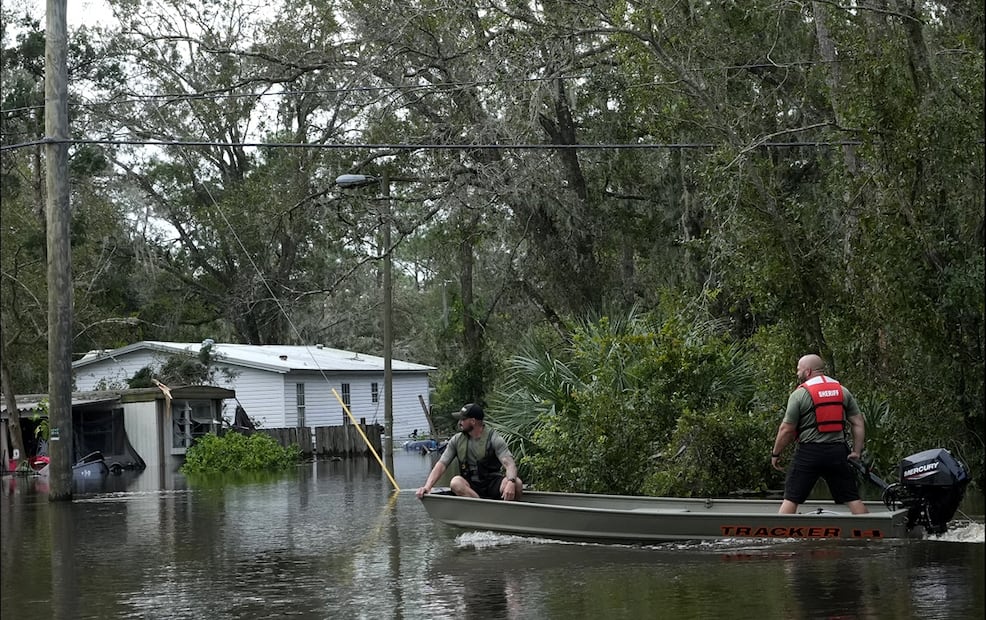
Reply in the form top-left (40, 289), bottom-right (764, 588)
top-left (2, 1), bottom-right (981, 493)
top-left (180, 432), bottom-right (301, 475)
top-left (491, 307), bottom-right (770, 496)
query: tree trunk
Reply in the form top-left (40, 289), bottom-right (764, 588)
top-left (812, 0), bottom-right (862, 276)
top-left (459, 224), bottom-right (485, 402)
top-left (0, 341), bottom-right (28, 468)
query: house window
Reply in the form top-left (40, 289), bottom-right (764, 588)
top-left (341, 382), bottom-right (351, 424)
top-left (371, 382), bottom-right (379, 404)
top-left (296, 383), bottom-right (306, 428)
top-left (172, 400), bottom-right (216, 452)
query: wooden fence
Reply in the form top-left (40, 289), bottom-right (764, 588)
top-left (257, 423), bottom-right (383, 458)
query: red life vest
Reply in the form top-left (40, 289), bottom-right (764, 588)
top-left (799, 376), bottom-right (846, 434)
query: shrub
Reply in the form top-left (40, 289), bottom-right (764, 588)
top-left (180, 432), bottom-right (301, 474)
top-left (501, 306), bottom-right (759, 495)
top-left (644, 405), bottom-right (775, 497)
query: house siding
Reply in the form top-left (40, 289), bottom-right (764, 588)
top-left (286, 374), bottom-right (344, 428)
top-left (210, 365), bottom-right (288, 427)
top-left (391, 374), bottom-right (433, 440)
top-left (284, 372), bottom-right (432, 442)
top-left (74, 350), bottom-right (163, 391)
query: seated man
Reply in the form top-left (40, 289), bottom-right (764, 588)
top-left (415, 403), bottom-right (522, 501)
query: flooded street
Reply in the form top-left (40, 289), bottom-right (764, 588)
top-left (2, 452), bottom-right (983, 619)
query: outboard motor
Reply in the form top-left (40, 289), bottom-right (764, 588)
top-left (854, 448), bottom-right (970, 535)
top-left (894, 448), bottom-right (970, 534)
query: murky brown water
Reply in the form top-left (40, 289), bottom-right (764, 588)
top-left (2, 452), bottom-right (983, 619)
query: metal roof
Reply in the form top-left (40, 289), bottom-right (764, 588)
top-left (0, 392), bottom-right (122, 417)
top-left (73, 341), bottom-right (436, 374)
top-left (1, 386), bottom-right (237, 418)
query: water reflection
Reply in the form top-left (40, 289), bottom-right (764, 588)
top-left (460, 573), bottom-right (522, 619)
top-left (386, 495), bottom-right (405, 619)
top-left (1, 467), bottom-right (187, 497)
top-left (782, 548), bottom-right (873, 619)
top-left (2, 453), bottom-right (983, 620)
top-left (904, 540), bottom-right (986, 618)
top-left (425, 542), bottom-right (525, 619)
top-left (49, 502), bottom-right (80, 619)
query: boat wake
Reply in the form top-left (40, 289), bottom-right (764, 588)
top-left (926, 520), bottom-right (984, 543)
top-left (452, 523), bottom-right (985, 550)
top-left (455, 530), bottom-right (571, 549)
top-left (454, 531), bottom-right (793, 551)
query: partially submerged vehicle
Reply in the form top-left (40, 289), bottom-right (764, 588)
top-left (402, 438), bottom-right (448, 455)
top-left (403, 438), bottom-right (440, 453)
top-left (36, 451), bottom-right (111, 480)
top-left (419, 448), bottom-right (971, 543)
top-left (71, 451), bottom-right (111, 478)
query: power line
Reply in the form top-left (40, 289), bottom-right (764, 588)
top-left (0, 137), bottom-right (863, 153)
top-left (0, 58), bottom-right (851, 115)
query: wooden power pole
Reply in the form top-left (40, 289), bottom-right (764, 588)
top-left (45, 0), bottom-right (73, 501)
top-left (381, 170), bottom-right (394, 475)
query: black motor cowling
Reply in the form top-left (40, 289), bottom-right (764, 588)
top-left (894, 448), bottom-right (970, 535)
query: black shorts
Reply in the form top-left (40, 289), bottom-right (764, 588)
top-left (468, 475), bottom-right (506, 500)
top-left (784, 442), bottom-right (861, 504)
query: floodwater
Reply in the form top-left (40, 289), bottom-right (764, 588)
top-left (2, 452), bottom-right (983, 620)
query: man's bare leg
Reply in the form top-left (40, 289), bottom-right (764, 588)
top-left (449, 476), bottom-right (479, 498)
top-left (778, 499), bottom-right (799, 514)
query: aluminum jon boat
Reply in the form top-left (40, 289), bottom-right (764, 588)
top-left (419, 448), bottom-right (971, 543)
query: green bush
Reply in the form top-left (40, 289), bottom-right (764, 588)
top-left (499, 307), bottom-right (759, 495)
top-left (180, 432), bottom-right (301, 474)
top-left (644, 405), bottom-right (775, 497)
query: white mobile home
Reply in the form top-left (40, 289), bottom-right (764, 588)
top-left (72, 341), bottom-right (437, 443)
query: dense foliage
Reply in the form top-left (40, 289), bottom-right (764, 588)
top-left (2, 0), bottom-right (982, 492)
top-left (490, 306), bottom-right (769, 496)
top-left (180, 432), bottom-right (301, 474)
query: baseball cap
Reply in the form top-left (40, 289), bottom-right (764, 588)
top-left (453, 403), bottom-right (484, 420)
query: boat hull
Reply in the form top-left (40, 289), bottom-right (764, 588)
top-left (419, 490), bottom-right (920, 542)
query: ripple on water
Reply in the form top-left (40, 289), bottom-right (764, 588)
top-left (451, 523), bottom-right (985, 551)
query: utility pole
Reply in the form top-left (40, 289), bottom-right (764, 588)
top-left (334, 171), bottom-right (395, 476)
top-left (45, 0), bottom-right (73, 501)
top-left (381, 170), bottom-right (394, 475)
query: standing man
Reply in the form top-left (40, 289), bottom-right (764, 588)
top-left (415, 403), bottom-right (523, 501)
top-left (771, 354), bottom-right (868, 515)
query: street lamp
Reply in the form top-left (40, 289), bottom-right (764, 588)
top-left (334, 171), bottom-right (394, 474)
